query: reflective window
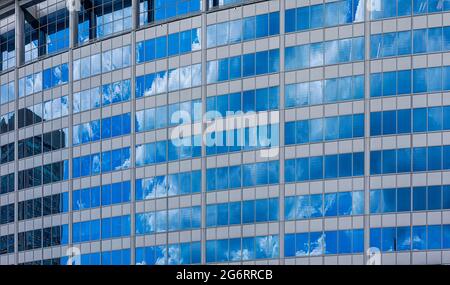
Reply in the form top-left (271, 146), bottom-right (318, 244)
top-left (285, 191), bottom-right (364, 220)
top-left (0, 15), bottom-right (15, 71)
top-left (285, 229), bottom-right (363, 257)
top-left (0, 234), bottom-right (14, 256)
top-left (370, 224), bottom-right (450, 252)
top-left (207, 49), bottom-right (279, 83)
top-left (0, 173), bottom-right (14, 195)
top-left (136, 170), bottom-right (201, 200)
top-left (286, 75), bottom-right (364, 108)
top-left (136, 99), bottom-right (201, 132)
top-left (371, 106), bottom-right (450, 136)
top-left (371, 27), bottom-right (450, 59)
top-left (73, 113), bottom-right (130, 146)
top-left (207, 161), bottom-right (279, 191)
top-left (139, 0), bottom-right (201, 26)
top-left (206, 124), bottom-right (279, 155)
top-left (72, 147), bottom-right (130, 178)
top-left (18, 225), bottom-right (68, 251)
top-left (136, 206), bottom-right (200, 234)
top-left (206, 235), bottom-right (279, 263)
top-left (73, 46), bottom-right (131, 80)
top-left (78, 0), bottom-right (132, 43)
top-left (207, 198), bottom-right (278, 227)
top-left (24, 0), bottom-right (70, 62)
top-left (286, 114), bottom-right (364, 145)
top-left (0, 142), bottom-right (14, 164)
top-left (136, 64), bottom-right (201, 97)
top-left (370, 66), bottom-right (450, 97)
top-left (136, 242), bottom-right (201, 265)
top-left (285, 152), bottom-right (364, 183)
top-left (207, 87), bottom-right (279, 117)
top-left (0, 81), bottom-right (14, 106)
top-left (207, 12), bottom-right (279, 48)
top-left (286, 36), bottom-right (364, 71)
top-left (18, 193), bottom-right (68, 221)
top-left (285, 1), bottom-right (364, 33)
top-left (137, 28), bottom-right (201, 63)
top-left (370, 145), bottom-right (450, 175)
top-left (135, 137), bottom-right (201, 167)
top-left (18, 160), bottom-right (69, 191)
top-left (0, 112), bottom-right (14, 135)
top-left (370, 0), bottom-right (450, 20)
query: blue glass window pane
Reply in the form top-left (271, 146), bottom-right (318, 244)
top-left (285, 9), bottom-right (296, 33)
top-left (413, 187), bottom-right (427, 211)
top-left (412, 226), bottom-right (427, 250)
top-left (427, 185), bottom-right (442, 212)
top-left (413, 108), bottom-right (427, 132)
top-left (397, 148), bottom-right (411, 173)
top-left (413, 147), bottom-right (427, 171)
top-left (397, 188), bottom-right (411, 212)
top-left (398, 109), bottom-right (411, 133)
top-left (339, 153), bottom-right (352, 177)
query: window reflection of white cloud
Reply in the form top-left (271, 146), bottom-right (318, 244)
top-left (168, 209), bottom-right (179, 231)
top-left (102, 51), bottom-right (112, 73)
top-left (325, 40), bottom-right (339, 65)
top-left (295, 239), bottom-right (309, 257)
top-left (135, 144), bottom-right (145, 166)
top-left (156, 211), bottom-right (167, 232)
top-left (44, 101), bottom-right (52, 121)
top-left (113, 82), bottom-right (121, 102)
top-left (168, 69), bottom-right (180, 92)
top-left (207, 61), bottom-right (218, 83)
top-left (92, 154), bottom-right (101, 174)
top-left (179, 66), bottom-right (192, 89)
top-left (167, 245), bottom-right (180, 265)
top-left (73, 60), bottom-right (80, 80)
top-left (135, 111), bottom-right (144, 132)
top-left (296, 196), bottom-right (312, 219)
top-left (285, 200), bottom-right (296, 220)
top-left (155, 246), bottom-right (167, 265)
top-left (155, 71), bottom-right (168, 94)
top-left (118, 157), bottom-right (130, 170)
top-left (352, 191), bottom-right (363, 215)
top-left (73, 125), bottom-right (80, 145)
top-left (354, 0), bottom-right (364, 22)
top-left (192, 64), bottom-right (202, 87)
top-left (192, 29), bottom-right (201, 51)
top-left (61, 97), bottom-right (69, 116)
top-left (256, 236), bottom-right (279, 258)
top-left (138, 212), bottom-right (155, 234)
top-left (167, 175), bottom-right (179, 196)
top-left (141, 178), bottom-right (156, 199)
top-left (323, 194), bottom-right (336, 215)
top-left (310, 43), bottom-right (323, 67)
top-left (240, 249), bottom-right (252, 261)
top-left (155, 176), bottom-right (167, 198)
top-left (230, 248), bottom-right (241, 261)
top-left (310, 233), bottom-right (325, 256)
top-left (26, 76), bottom-right (34, 95)
top-left (34, 72), bottom-right (42, 92)
top-left (123, 46), bottom-right (131, 66)
top-left (412, 233), bottom-right (424, 246)
top-left (73, 93), bottom-right (81, 113)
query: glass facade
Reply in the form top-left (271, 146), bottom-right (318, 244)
top-left (0, 0), bottom-right (450, 265)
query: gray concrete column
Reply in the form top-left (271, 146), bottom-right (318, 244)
top-left (363, 0), bottom-right (371, 266)
top-left (69, 7), bottom-right (78, 48)
top-left (200, 0), bottom-right (208, 265)
top-left (132, 0), bottom-right (139, 30)
top-left (130, 0), bottom-right (139, 265)
top-left (15, 0), bottom-right (24, 66)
